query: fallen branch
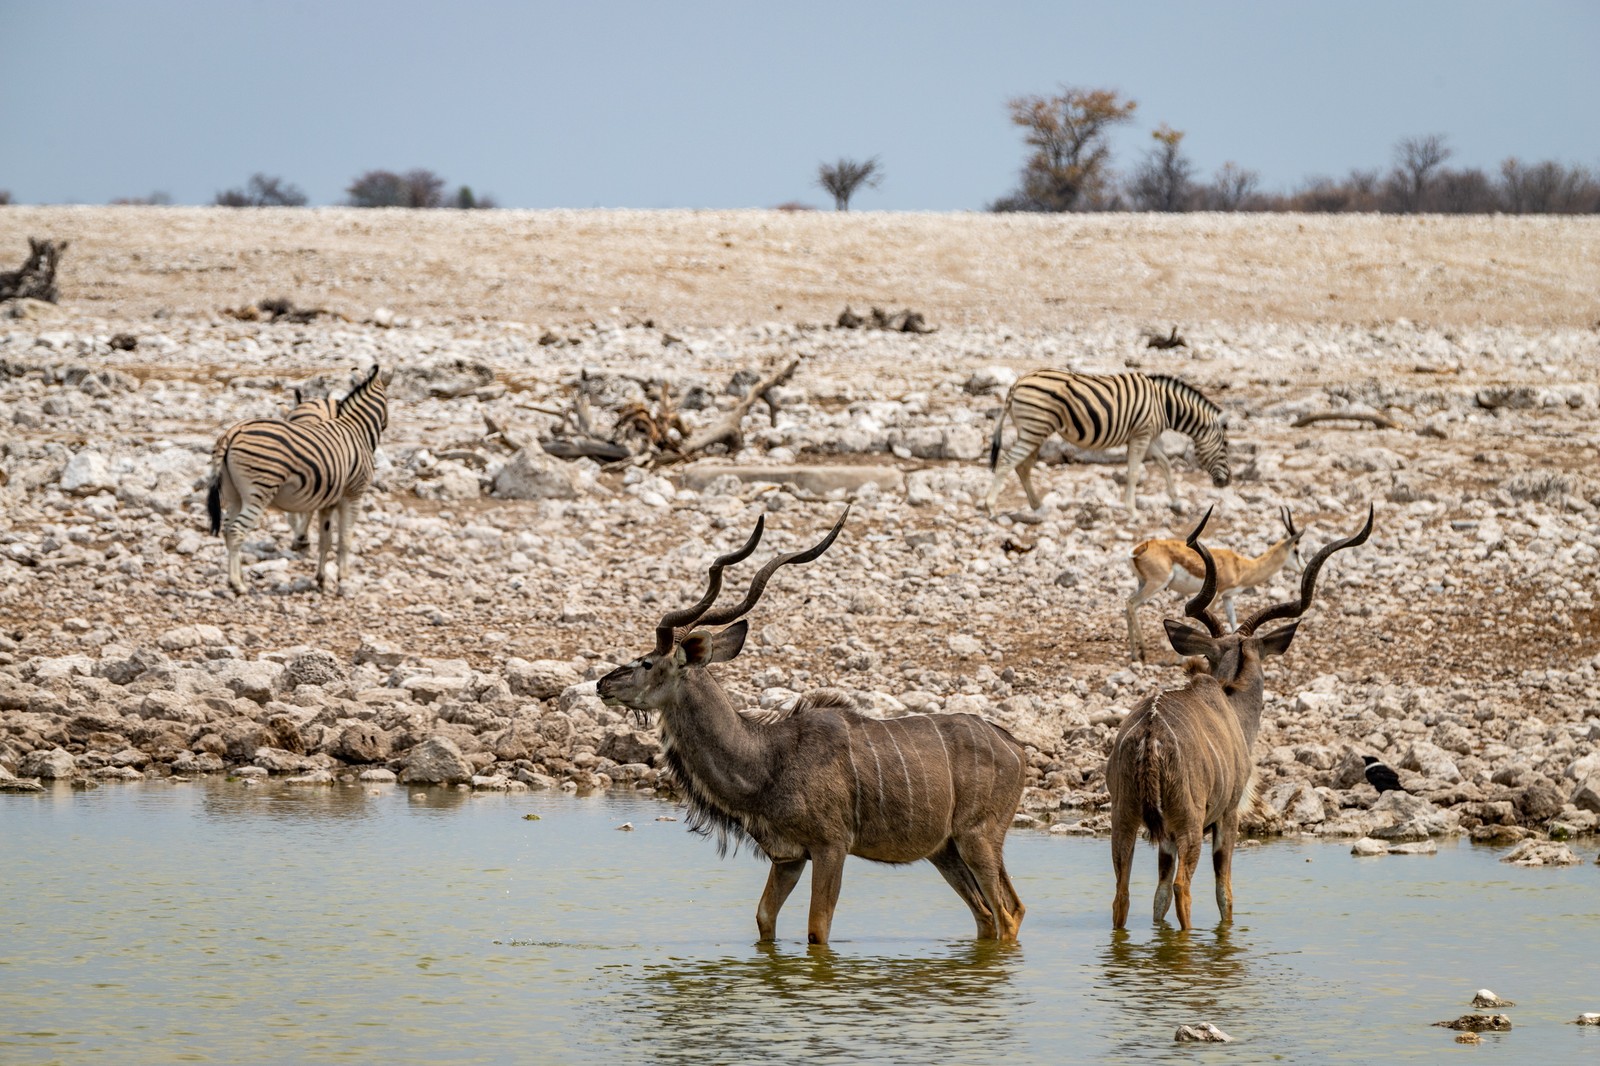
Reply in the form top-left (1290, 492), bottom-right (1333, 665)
top-left (1144, 325), bottom-right (1187, 349)
top-left (1290, 411), bottom-right (1399, 430)
top-left (663, 357), bottom-right (799, 462)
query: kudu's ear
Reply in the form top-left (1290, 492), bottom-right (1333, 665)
top-left (1255, 621), bottom-right (1299, 658)
top-left (681, 620), bottom-right (748, 666)
top-left (1163, 619), bottom-right (1221, 662)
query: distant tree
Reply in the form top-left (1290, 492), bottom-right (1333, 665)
top-left (1280, 168), bottom-right (1381, 213)
top-left (215, 173), bottom-right (308, 207)
top-left (1383, 134), bottom-right (1452, 212)
top-left (1204, 162), bottom-right (1260, 211)
top-left (347, 168), bottom-right (447, 208)
top-left (1429, 167), bottom-right (1497, 213)
top-left (0, 190), bottom-right (11, 206)
top-left (996, 87), bottom-right (1137, 212)
top-left (772, 201), bottom-right (819, 212)
top-left (1129, 125), bottom-right (1195, 211)
top-left (451, 185), bottom-right (499, 209)
top-left (816, 157), bottom-right (882, 210)
top-left (111, 191), bottom-right (172, 205)
top-left (1499, 158), bottom-right (1600, 214)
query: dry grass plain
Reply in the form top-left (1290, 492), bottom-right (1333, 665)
top-left (3, 206), bottom-right (1596, 329)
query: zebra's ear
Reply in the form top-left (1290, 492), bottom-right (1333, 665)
top-left (294, 387), bottom-right (303, 404)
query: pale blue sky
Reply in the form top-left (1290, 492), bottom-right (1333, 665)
top-left (3, 0), bottom-right (1596, 209)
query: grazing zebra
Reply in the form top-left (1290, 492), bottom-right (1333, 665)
top-left (207, 365), bottom-right (389, 592)
top-left (209, 388), bottom-right (339, 553)
top-left (985, 369), bottom-right (1230, 513)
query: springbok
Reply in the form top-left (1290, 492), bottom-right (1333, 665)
top-left (597, 512), bottom-right (1027, 945)
top-left (1125, 507), bottom-right (1306, 660)
top-left (1106, 503), bottom-right (1373, 932)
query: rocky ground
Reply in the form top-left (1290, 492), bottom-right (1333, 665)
top-left (2, 208), bottom-right (1599, 863)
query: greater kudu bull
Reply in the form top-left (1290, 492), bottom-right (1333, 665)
top-left (597, 512), bottom-right (1027, 945)
top-left (1106, 504), bottom-right (1374, 931)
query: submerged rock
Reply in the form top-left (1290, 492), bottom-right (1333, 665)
top-left (1174, 1023), bottom-right (1232, 1043)
top-left (1501, 840), bottom-right (1580, 866)
top-left (1434, 1014), bottom-right (1511, 1032)
top-left (1472, 990), bottom-right (1515, 1009)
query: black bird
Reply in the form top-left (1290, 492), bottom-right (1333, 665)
top-left (1362, 755), bottom-right (1405, 794)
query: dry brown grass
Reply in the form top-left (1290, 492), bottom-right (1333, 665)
top-left (2, 207), bottom-right (1597, 329)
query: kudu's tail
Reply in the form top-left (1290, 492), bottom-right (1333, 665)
top-left (1132, 722), bottom-right (1169, 840)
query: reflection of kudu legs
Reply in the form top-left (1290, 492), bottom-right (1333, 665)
top-left (757, 858), bottom-right (807, 941)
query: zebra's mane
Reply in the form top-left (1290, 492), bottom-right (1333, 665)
top-left (336, 364), bottom-right (383, 417)
top-left (1146, 373), bottom-right (1221, 416)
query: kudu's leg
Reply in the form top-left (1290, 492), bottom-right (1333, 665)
top-left (757, 859), bottom-right (807, 942)
top-left (1212, 816), bottom-right (1238, 923)
top-left (929, 843), bottom-right (997, 939)
top-left (1153, 839), bottom-right (1177, 923)
top-left (955, 834), bottom-right (1020, 941)
top-left (1110, 820), bottom-right (1137, 930)
top-left (1173, 831), bottom-right (1204, 932)
top-left (806, 846), bottom-right (847, 945)
top-left (995, 856), bottom-right (1026, 939)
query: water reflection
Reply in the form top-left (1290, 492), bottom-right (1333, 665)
top-left (197, 779), bottom-right (385, 823)
top-left (601, 940), bottom-right (1022, 1064)
top-left (194, 779), bottom-right (483, 824)
top-left (1092, 924), bottom-right (1306, 1056)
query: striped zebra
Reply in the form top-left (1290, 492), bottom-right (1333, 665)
top-left (985, 369), bottom-right (1230, 513)
top-left (206, 365), bottom-right (389, 592)
top-left (209, 388), bottom-right (339, 553)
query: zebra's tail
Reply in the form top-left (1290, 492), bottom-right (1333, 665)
top-left (206, 474), bottom-right (222, 536)
top-left (988, 392), bottom-right (1010, 471)
top-left (206, 441), bottom-right (228, 536)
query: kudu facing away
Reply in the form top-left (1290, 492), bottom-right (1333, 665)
top-left (1125, 506), bottom-right (1306, 660)
top-left (597, 512), bottom-right (1027, 945)
top-left (1106, 504), bottom-right (1373, 931)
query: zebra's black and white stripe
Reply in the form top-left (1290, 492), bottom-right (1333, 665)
top-left (209, 388), bottom-right (339, 553)
top-left (985, 369), bottom-right (1229, 513)
top-left (206, 365), bottom-right (389, 591)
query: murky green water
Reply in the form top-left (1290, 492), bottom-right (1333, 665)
top-left (3, 782), bottom-right (1597, 1065)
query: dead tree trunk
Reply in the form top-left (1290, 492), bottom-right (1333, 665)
top-left (0, 238), bottom-right (68, 303)
top-left (667, 358), bottom-right (799, 460)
